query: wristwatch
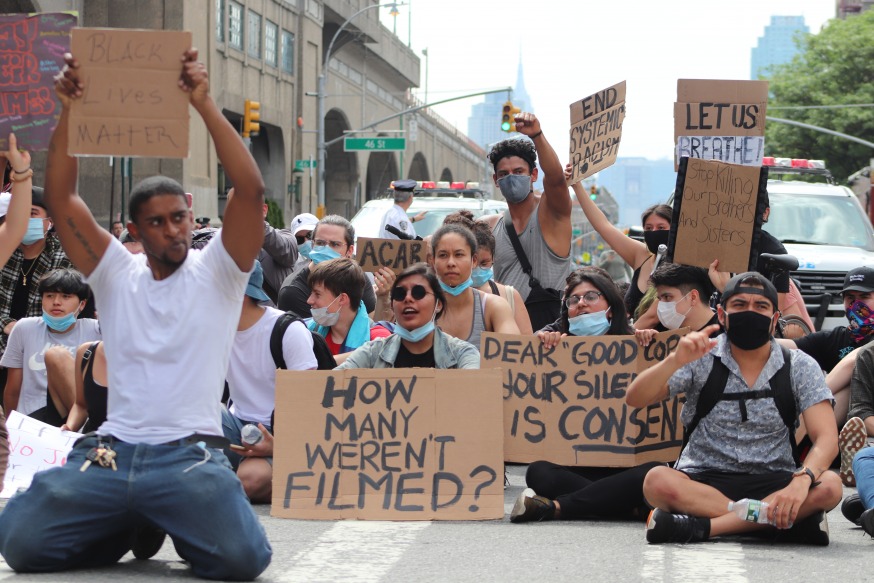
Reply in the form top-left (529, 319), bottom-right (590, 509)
top-left (793, 466), bottom-right (819, 488)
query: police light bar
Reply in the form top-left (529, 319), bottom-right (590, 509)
top-left (450, 182), bottom-right (465, 189)
top-left (420, 181), bottom-right (436, 189)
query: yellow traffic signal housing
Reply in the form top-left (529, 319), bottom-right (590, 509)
top-left (501, 101), bottom-right (521, 132)
top-left (243, 99), bottom-right (261, 138)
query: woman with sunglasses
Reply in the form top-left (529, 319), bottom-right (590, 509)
top-left (512, 267), bottom-right (663, 524)
top-left (336, 263), bottom-right (480, 370)
top-left (431, 223), bottom-right (520, 350)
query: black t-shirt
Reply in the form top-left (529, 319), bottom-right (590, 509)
top-left (277, 265), bottom-right (377, 318)
top-left (793, 326), bottom-right (873, 372)
top-left (393, 343), bottom-right (436, 368)
top-left (654, 311), bottom-right (724, 337)
top-left (9, 258), bottom-right (35, 320)
top-left (756, 230), bottom-right (790, 293)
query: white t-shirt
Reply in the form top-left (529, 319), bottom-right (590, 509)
top-left (87, 233), bottom-right (249, 444)
top-left (380, 204), bottom-right (416, 239)
top-left (0, 317), bottom-right (101, 415)
top-left (227, 307), bottom-right (317, 425)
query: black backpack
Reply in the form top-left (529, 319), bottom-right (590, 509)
top-left (685, 346), bottom-right (799, 465)
top-left (269, 312), bottom-right (337, 370)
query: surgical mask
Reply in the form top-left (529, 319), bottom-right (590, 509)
top-left (657, 293), bottom-right (691, 330)
top-left (439, 276), bottom-right (473, 296)
top-left (309, 245), bottom-right (341, 264)
top-left (725, 310), bottom-right (773, 350)
top-left (298, 240), bottom-right (313, 260)
top-left (311, 296), bottom-right (341, 327)
top-left (643, 229), bottom-right (670, 255)
top-left (847, 300), bottom-right (874, 343)
top-left (42, 310), bottom-right (77, 332)
top-left (394, 307), bottom-right (438, 343)
top-left (22, 218), bottom-right (46, 245)
top-left (471, 266), bottom-right (494, 287)
top-left (568, 309), bottom-right (611, 336)
top-left (497, 174), bottom-right (532, 204)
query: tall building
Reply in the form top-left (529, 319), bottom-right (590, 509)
top-left (751, 16), bottom-right (809, 79)
top-left (596, 158), bottom-right (677, 227)
top-left (468, 55), bottom-right (531, 150)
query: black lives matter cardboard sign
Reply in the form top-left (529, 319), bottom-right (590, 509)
top-left (356, 237), bottom-right (427, 274)
top-left (69, 28), bottom-right (191, 157)
top-left (667, 157), bottom-right (768, 273)
top-left (480, 330), bottom-right (686, 467)
top-left (272, 369), bottom-right (504, 520)
top-left (568, 81), bottom-right (626, 185)
top-left (674, 79), bottom-right (768, 171)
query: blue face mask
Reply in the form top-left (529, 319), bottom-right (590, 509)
top-left (439, 276), bottom-right (473, 296)
top-left (394, 306), bottom-right (438, 343)
top-left (22, 218), bottom-right (46, 245)
top-left (298, 240), bottom-right (313, 259)
top-left (497, 174), bottom-right (532, 204)
top-left (471, 266), bottom-right (494, 287)
top-left (42, 310), bottom-right (78, 332)
top-left (309, 245), bottom-right (342, 264)
top-left (568, 309), bottom-right (611, 336)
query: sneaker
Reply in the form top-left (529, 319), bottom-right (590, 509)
top-left (842, 493), bottom-right (865, 526)
top-left (645, 508), bottom-right (710, 544)
top-left (131, 525), bottom-right (166, 560)
top-left (779, 511), bottom-right (830, 546)
top-left (839, 416), bottom-right (867, 487)
top-left (861, 508), bottom-right (874, 537)
top-left (509, 488), bottom-right (555, 523)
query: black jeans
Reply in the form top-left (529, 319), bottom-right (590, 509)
top-left (526, 460), bottom-right (664, 521)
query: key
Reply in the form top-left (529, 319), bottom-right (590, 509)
top-left (101, 447), bottom-right (118, 471)
top-left (80, 447), bottom-right (100, 472)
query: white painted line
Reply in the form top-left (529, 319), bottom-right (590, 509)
top-left (278, 521), bottom-right (429, 583)
top-left (640, 546), bottom-right (665, 583)
top-left (670, 543), bottom-right (748, 582)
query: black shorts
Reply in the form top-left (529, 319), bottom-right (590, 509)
top-left (683, 470), bottom-right (794, 501)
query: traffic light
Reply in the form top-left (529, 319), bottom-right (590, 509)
top-left (501, 101), bottom-right (521, 132)
top-left (590, 184), bottom-right (598, 201)
top-left (243, 99), bottom-right (261, 138)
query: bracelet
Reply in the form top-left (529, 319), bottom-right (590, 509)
top-left (530, 130), bottom-right (543, 140)
top-left (793, 466), bottom-right (820, 489)
top-left (12, 167), bottom-right (31, 175)
top-left (9, 168), bottom-right (32, 182)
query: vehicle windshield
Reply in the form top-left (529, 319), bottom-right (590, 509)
top-left (764, 191), bottom-right (874, 251)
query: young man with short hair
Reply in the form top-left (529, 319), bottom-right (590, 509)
top-left (649, 263), bottom-right (720, 333)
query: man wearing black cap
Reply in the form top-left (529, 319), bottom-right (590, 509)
top-left (380, 179), bottom-right (426, 240)
top-left (628, 272), bottom-right (840, 545)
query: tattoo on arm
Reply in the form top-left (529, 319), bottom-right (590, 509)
top-left (65, 217), bottom-right (99, 263)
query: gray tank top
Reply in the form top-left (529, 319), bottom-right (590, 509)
top-left (465, 289), bottom-right (488, 349)
top-left (492, 204), bottom-right (573, 300)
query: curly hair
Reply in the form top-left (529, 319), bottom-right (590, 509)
top-left (487, 138), bottom-right (537, 173)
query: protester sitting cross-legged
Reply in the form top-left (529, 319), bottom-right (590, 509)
top-left (627, 272), bottom-right (841, 546)
top-left (512, 267), bottom-right (666, 523)
top-left (336, 263), bottom-right (480, 370)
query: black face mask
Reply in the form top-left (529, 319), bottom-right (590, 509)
top-left (725, 310), bottom-right (774, 350)
top-left (643, 229), bottom-right (670, 255)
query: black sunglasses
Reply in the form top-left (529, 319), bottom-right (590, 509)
top-left (391, 284), bottom-right (431, 302)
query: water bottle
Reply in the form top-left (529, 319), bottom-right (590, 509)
top-left (728, 498), bottom-right (773, 524)
top-left (240, 423), bottom-right (263, 446)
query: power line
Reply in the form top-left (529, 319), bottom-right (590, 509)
top-left (769, 104), bottom-right (874, 110)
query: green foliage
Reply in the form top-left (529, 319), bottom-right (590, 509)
top-left (766, 11), bottom-right (874, 183)
top-left (266, 198), bottom-right (284, 229)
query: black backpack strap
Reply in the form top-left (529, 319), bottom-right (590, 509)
top-left (503, 213), bottom-right (539, 287)
top-left (685, 354), bottom-right (730, 443)
top-left (487, 279), bottom-right (500, 295)
top-left (772, 346), bottom-right (799, 464)
top-left (270, 312), bottom-right (295, 370)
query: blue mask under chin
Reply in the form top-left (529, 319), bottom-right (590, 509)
top-left (568, 309), bottom-right (610, 336)
top-left (439, 277), bottom-right (473, 296)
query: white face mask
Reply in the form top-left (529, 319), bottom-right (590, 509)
top-left (311, 295), bottom-right (341, 327)
top-left (657, 292), bottom-right (692, 330)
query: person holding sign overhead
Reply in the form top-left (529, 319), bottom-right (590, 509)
top-left (336, 263), bottom-right (480, 370)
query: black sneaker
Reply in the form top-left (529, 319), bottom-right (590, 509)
top-left (778, 511), bottom-right (830, 546)
top-left (509, 488), bottom-right (555, 523)
top-left (842, 493), bottom-right (865, 526)
top-left (131, 525), bottom-right (166, 560)
top-left (645, 508), bottom-right (710, 544)
top-left (861, 508), bottom-right (874, 538)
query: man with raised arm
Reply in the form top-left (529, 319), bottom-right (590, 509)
top-left (0, 49), bottom-right (272, 580)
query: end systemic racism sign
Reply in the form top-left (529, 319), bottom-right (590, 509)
top-left (272, 369), bottom-right (504, 520)
top-left (568, 81), bottom-right (626, 186)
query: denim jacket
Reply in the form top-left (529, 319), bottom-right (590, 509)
top-left (335, 328), bottom-right (480, 370)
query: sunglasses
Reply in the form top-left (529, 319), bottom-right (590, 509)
top-left (391, 284), bottom-right (432, 302)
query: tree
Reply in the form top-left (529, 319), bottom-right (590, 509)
top-left (766, 11), bottom-right (874, 183)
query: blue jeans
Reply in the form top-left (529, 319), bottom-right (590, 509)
top-left (221, 408), bottom-right (272, 471)
top-left (0, 434), bottom-right (272, 581)
top-left (855, 447), bottom-right (874, 509)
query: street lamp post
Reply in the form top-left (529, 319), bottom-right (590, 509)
top-left (316, 2), bottom-right (400, 218)
top-left (422, 47), bottom-right (429, 107)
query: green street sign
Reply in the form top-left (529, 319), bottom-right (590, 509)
top-left (294, 159), bottom-right (317, 170)
top-left (344, 137), bottom-right (406, 152)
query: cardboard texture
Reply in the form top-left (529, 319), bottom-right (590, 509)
top-left (673, 79), bottom-right (768, 170)
top-left (480, 330), bottom-right (686, 466)
top-left (568, 81), bottom-right (626, 185)
top-left (271, 368), bottom-right (504, 520)
top-left (0, 13), bottom-right (77, 151)
top-left (2, 411), bottom-right (81, 498)
top-left (69, 28), bottom-right (191, 157)
top-left (356, 237), bottom-right (427, 274)
top-left (672, 158), bottom-right (763, 273)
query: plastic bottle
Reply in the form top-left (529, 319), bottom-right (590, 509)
top-left (728, 498), bottom-right (773, 524)
top-left (240, 423), bottom-right (264, 446)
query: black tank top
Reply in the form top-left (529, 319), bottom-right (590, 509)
top-left (80, 341), bottom-right (108, 433)
top-left (624, 266), bottom-right (646, 317)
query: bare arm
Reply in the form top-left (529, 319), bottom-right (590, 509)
top-left (3, 368), bottom-right (22, 413)
top-left (0, 134), bottom-right (33, 266)
top-left (800, 400), bottom-right (839, 483)
top-left (509, 288), bottom-right (533, 334)
top-left (485, 294), bottom-right (521, 335)
top-left (61, 343), bottom-right (90, 432)
top-left (826, 346), bottom-right (860, 395)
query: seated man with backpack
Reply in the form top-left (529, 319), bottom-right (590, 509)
top-left (306, 257), bottom-right (392, 366)
top-left (627, 272), bottom-right (841, 545)
top-left (222, 260), bottom-right (322, 503)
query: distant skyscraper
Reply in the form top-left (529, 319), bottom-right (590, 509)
top-left (468, 54), bottom-right (532, 150)
top-left (751, 16), bottom-right (809, 79)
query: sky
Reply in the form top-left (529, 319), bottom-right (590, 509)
top-left (379, 0), bottom-right (836, 160)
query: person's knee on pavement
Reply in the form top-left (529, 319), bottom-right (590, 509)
top-left (237, 458), bottom-right (272, 503)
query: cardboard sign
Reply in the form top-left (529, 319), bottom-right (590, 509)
top-left (568, 81), bottom-right (626, 185)
top-left (272, 369), bottom-right (504, 520)
top-left (674, 79), bottom-right (768, 170)
top-left (68, 28), bottom-right (191, 157)
top-left (670, 157), bottom-right (766, 273)
top-left (0, 13), bottom-right (77, 151)
top-left (356, 237), bottom-right (427, 274)
top-left (479, 330), bottom-right (686, 466)
top-left (1, 411), bottom-right (81, 498)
